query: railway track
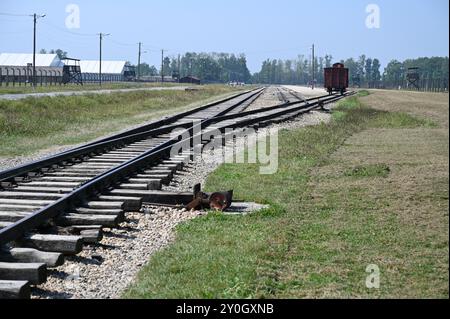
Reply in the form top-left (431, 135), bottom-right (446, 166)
top-left (0, 87), bottom-right (352, 298)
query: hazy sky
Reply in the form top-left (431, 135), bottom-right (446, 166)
top-left (0, 0), bottom-right (448, 72)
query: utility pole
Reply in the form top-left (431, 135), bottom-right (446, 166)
top-left (137, 42), bottom-right (142, 81)
top-left (33, 14), bottom-right (36, 88)
top-left (178, 54), bottom-right (181, 82)
top-left (161, 49), bottom-right (164, 83)
top-left (98, 32), bottom-right (110, 86)
top-left (31, 13), bottom-right (45, 89)
top-left (311, 43), bottom-right (315, 90)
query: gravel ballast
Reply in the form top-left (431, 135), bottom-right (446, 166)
top-left (27, 87), bottom-right (338, 299)
top-left (245, 86), bottom-right (284, 111)
top-left (33, 208), bottom-right (206, 299)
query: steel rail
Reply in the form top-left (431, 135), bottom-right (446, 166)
top-left (0, 92), bottom-right (352, 246)
top-left (0, 88), bottom-right (265, 184)
top-left (64, 87), bottom-right (266, 148)
top-left (0, 89), bottom-right (327, 185)
top-left (199, 92), bottom-right (341, 128)
top-left (201, 92), bottom-right (354, 134)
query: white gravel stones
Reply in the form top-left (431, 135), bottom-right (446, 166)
top-left (245, 86), bottom-right (284, 111)
top-left (0, 145), bottom-right (79, 172)
top-left (282, 85), bottom-right (328, 98)
top-left (32, 208), bottom-right (205, 299)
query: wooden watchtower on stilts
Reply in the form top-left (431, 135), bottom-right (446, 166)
top-left (62, 58), bottom-right (83, 85)
top-left (407, 67), bottom-right (420, 90)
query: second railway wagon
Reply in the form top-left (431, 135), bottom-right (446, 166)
top-left (324, 63), bottom-right (349, 95)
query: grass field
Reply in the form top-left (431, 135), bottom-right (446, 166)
top-left (0, 85), bottom-right (241, 157)
top-left (124, 90), bottom-right (449, 298)
top-left (0, 81), bottom-right (181, 95)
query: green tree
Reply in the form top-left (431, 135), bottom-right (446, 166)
top-left (371, 58), bottom-right (381, 86)
top-left (48, 49), bottom-right (68, 59)
top-left (383, 59), bottom-right (404, 83)
top-left (161, 56), bottom-right (171, 76)
top-left (39, 48), bottom-right (67, 59)
top-left (365, 58), bottom-right (373, 86)
top-left (135, 62), bottom-right (158, 76)
top-left (324, 54), bottom-right (333, 68)
top-left (344, 58), bottom-right (358, 84)
top-left (357, 54), bottom-right (366, 83)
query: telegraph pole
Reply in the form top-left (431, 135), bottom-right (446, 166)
top-left (311, 43), bottom-right (315, 89)
top-left (161, 49), bottom-right (164, 83)
top-left (32, 13), bottom-right (45, 88)
top-left (98, 32), bottom-right (110, 86)
top-left (137, 42), bottom-right (142, 81)
top-left (178, 54), bottom-right (181, 82)
top-left (33, 14), bottom-right (36, 88)
top-left (99, 33), bottom-right (103, 86)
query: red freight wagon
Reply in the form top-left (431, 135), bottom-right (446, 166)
top-left (324, 63), bottom-right (349, 95)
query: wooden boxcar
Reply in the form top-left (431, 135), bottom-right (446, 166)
top-left (324, 63), bottom-right (349, 94)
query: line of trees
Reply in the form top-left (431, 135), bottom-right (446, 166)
top-left (39, 47), bottom-right (448, 89)
top-left (252, 54), bottom-right (448, 89)
top-left (251, 54), bottom-right (383, 86)
top-left (133, 52), bottom-right (251, 83)
top-left (340, 55), bottom-right (382, 87)
top-left (252, 55), bottom-right (334, 85)
top-left (39, 48), bottom-right (252, 83)
top-left (383, 57), bottom-right (449, 85)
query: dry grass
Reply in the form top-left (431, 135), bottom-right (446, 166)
top-left (307, 129), bottom-right (448, 297)
top-left (0, 85), bottom-right (241, 157)
top-left (0, 82), bottom-right (181, 95)
top-left (365, 90), bottom-right (449, 128)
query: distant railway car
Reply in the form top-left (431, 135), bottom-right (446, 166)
top-left (324, 63), bottom-right (348, 94)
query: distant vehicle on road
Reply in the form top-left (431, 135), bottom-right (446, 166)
top-left (228, 81), bottom-right (246, 87)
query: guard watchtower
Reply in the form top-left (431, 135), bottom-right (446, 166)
top-left (407, 67), bottom-right (420, 89)
top-left (62, 58), bottom-right (83, 85)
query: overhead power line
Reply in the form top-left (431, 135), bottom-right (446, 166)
top-left (41, 20), bottom-right (97, 37)
top-left (106, 38), bottom-right (135, 47)
top-left (0, 12), bottom-right (31, 17)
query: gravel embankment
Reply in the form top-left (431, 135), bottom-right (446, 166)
top-left (30, 90), bottom-right (336, 299)
top-left (33, 208), bottom-right (205, 299)
top-left (282, 85), bottom-right (328, 98)
top-left (245, 86), bottom-right (284, 111)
